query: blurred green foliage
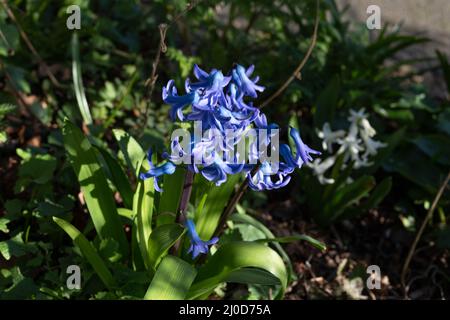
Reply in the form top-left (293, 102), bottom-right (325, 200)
top-left (0, 0), bottom-right (449, 299)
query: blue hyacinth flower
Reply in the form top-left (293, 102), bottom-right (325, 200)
top-left (232, 64), bottom-right (265, 98)
top-left (188, 66), bottom-right (231, 93)
top-left (156, 64), bottom-right (321, 193)
top-left (289, 127), bottom-right (321, 165)
top-left (139, 149), bottom-right (177, 192)
top-left (185, 219), bottom-right (219, 259)
top-left (163, 80), bottom-right (200, 121)
top-left (247, 162), bottom-right (292, 191)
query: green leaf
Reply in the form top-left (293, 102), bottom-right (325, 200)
top-left (62, 120), bottom-right (128, 255)
top-left (367, 34), bottom-right (428, 63)
top-left (314, 76), bottom-right (340, 128)
top-left (226, 269), bottom-right (281, 286)
top-left (0, 22), bottom-right (19, 56)
top-left (0, 131), bottom-right (6, 143)
top-left (0, 234), bottom-right (36, 260)
top-left (144, 255), bottom-right (197, 300)
top-left (188, 242), bottom-right (287, 300)
top-left (412, 134), bottom-right (450, 166)
top-left (117, 208), bottom-right (134, 220)
top-left (17, 151), bottom-right (57, 184)
top-left (360, 177), bottom-right (392, 211)
top-left (195, 174), bottom-right (240, 240)
top-left (437, 109), bottom-right (450, 136)
top-left (383, 145), bottom-right (442, 192)
top-left (361, 128), bottom-right (406, 175)
top-left (322, 175), bottom-right (376, 224)
top-left (147, 223), bottom-right (185, 270)
top-left (374, 105), bottom-right (414, 122)
top-left (0, 217), bottom-right (10, 233)
top-left (98, 238), bottom-right (122, 263)
top-left (4, 65), bottom-right (30, 93)
top-left (113, 129), bottom-right (146, 179)
top-left (53, 217), bottom-right (115, 289)
top-left (255, 235), bottom-right (326, 252)
top-left (133, 177), bottom-right (155, 268)
top-left (157, 167), bottom-right (186, 224)
top-left (230, 213), bottom-right (295, 280)
top-left (71, 33), bottom-right (92, 125)
top-left (437, 50), bottom-right (450, 94)
top-left (0, 103), bottom-right (16, 120)
top-left (94, 145), bottom-right (134, 209)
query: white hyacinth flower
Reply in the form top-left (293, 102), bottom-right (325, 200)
top-left (308, 156), bottom-right (336, 185)
top-left (348, 108), bottom-right (368, 123)
top-left (317, 123), bottom-right (346, 153)
top-left (312, 107), bottom-right (387, 184)
top-left (360, 118), bottom-right (376, 138)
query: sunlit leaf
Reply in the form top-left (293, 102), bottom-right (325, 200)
top-left (144, 255), bottom-right (197, 300)
top-left (53, 217), bottom-right (115, 289)
top-left (62, 120), bottom-right (128, 255)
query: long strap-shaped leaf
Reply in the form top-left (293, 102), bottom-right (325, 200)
top-left (147, 223), bottom-right (185, 271)
top-left (231, 213), bottom-right (295, 280)
top-left (195, 174), bottom-right (240, 240)
top-left (187, 241), bottom-right (287, 300)
top-left (157, 167), bottom-right (185, 225)
top-left (53, 217), bottom-right (115, 289)
top-left (94, 145), bottom-right (134, 209)
top-left (112, 129), bottom-right (146, 179)
top-left (144, 255), bottom-right (197, 300)
top-left (62, 120), bottom-right (128, 256)
top-left (133, 178), bottom-right (155, 268)
top-left (71, 33), bottom-right (92, 125)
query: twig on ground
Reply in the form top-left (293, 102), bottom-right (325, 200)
top-left (259, 0), bottom-right (320, 109)
top-left (401, 170), bottom-right (450, 298)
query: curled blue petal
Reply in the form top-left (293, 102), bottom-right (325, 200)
top-left (163, 80), bottom-right (199, 121)
top-left (185, 219), bottom-right (219, 259)
top-left (232, 64), bottom-right (265, 98)
top-left (289, 127), bottom-right (321, 165)
top-left (193, 64), bottom-right (209, 80)
top-left (200, 163), bottom-right (227, 186)
top-left (139, 149), bottom-right (177, 192)
top-left (189, 69), bottom-right (230, 93)
top-left (280, 144), bottom-right (299, 168)
top-left (247, 162), bottom-right (292, 191)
